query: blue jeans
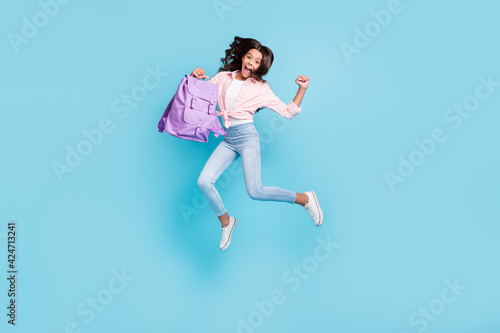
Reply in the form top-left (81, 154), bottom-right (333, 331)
top-left (197, 122), bottom-right (297, 217)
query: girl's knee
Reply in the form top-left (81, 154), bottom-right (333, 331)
top-left (247, 186), bottom-right (264, 200)
top-left (197, 174), bottom-right (211, 191)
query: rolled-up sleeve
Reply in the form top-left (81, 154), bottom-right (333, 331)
top-left (261, 83), bottom-right (301, 119)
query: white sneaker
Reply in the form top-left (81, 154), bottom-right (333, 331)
top-left (220, 216), bottom-right (238, 250)
top-left (304, 191), bottom-right (323, 226)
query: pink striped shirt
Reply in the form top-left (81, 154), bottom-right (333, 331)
top-left (207, 70), bottom-right (302, 128)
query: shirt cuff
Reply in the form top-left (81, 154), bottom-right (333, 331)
top-left (288, 100), bottom-right (302, 116)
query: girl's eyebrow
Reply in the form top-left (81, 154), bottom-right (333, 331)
top-left (247, 53), bottom-right (262, 61)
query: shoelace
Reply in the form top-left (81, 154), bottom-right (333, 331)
top-left (305, 202), bottom-right (319, 218)
top-left (221, 225), bottom-right (231, 243)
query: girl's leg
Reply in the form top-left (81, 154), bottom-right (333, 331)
top-left (238, 129), bottom-right (323, 225)
top-left (239, 129), bottom-right (297, 204)
top-left (197, 140), bottom-right (239, 225)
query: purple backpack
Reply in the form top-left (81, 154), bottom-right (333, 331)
top-left (157, 74), bottom-right (226, 142)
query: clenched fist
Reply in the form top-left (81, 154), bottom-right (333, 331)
top-left (295, 75), bottom-right (310, 89)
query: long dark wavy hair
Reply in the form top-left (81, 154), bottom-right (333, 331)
top-left (217, 36), bottom-right (274, 113)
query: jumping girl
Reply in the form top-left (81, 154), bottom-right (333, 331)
top-left (190, 36), bottom-right (323, 250)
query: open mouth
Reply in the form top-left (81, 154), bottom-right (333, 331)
top-left (243, 66), bottom-right (252, 75)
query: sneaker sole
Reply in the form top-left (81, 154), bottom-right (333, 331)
top-left (220, 218), bottom-right (238, 250)
top-left (310, 191), bottom-right (323, 226)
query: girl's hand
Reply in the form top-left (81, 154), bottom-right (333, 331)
top-left (190, 67), bottom-right (209, 80)
top-left (295, 75), bottom-right (310, 89)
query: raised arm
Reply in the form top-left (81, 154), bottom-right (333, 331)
top-left (261, 75), bottom-right (310, 119)
top-left (292, 75), bottom-right (310, 108)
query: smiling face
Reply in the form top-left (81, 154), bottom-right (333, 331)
top-left (240, 48), bottom-right (263, 79)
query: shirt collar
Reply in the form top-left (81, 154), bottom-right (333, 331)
top-left (229, 70), bottom-right (259, 83)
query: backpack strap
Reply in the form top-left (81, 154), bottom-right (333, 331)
top-left (210, 116), bottom-right (226, 137)
top-left (206, 87), bottom-right (224, 136)
top-left (211, 126), bottom-right (226, 137)
top-left (187, 76), bottom-right (225, 137)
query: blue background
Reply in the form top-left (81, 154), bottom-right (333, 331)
top-left (1, 0), bottom-right (499, 332)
